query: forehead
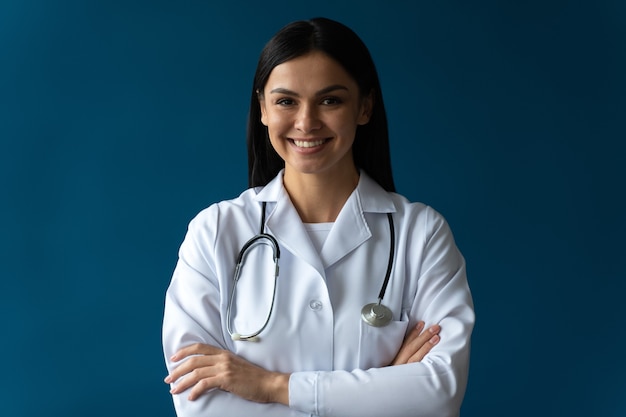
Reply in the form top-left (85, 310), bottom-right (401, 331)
top-left (264, 51), bottom-right (357, 91)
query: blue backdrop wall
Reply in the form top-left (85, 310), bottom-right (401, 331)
top-left (1, 1), bottom-right (624, 416)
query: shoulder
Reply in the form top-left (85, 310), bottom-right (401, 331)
top-left (187, 187), bottom-right (261, 233)
top-left (185, 172), bottom-right (284, 239)
top-left (391, 193), bottom-right (443, 221)
top-left (358, 173), bottom-right (449, 235)
top-left (388, 192), bottom-right (452, 240)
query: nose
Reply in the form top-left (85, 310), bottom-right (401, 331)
top-left (294, 104), bottom-right (322, 133)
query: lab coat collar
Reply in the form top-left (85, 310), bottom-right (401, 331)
top-left (353, 171), bottom-right (397, 214)
top-left (253, 170), bottom-right (396, 213)
top-left (253, 170), bottom-right (397, 272)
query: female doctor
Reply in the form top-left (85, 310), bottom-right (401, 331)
top-left (162, 17), bottom-right (474, 417)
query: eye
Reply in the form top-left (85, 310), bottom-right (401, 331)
top-left (321, 96), bottom-right (342, 105)
top-left (276, 98), bottom-right (295, 106)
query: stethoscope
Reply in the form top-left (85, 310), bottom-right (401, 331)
top-left (226, 202), bottom-right (395, 342)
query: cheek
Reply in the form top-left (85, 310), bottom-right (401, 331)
top-left (265, 121), bottom-right (286, 149)
top-left (260, 103), bottom-right (285, 128)
top-left (331, 116), bottom-right (359, 139)
top-left (331, 108), bottom-right (361, 132)
top-left (266, 114), bottom-right (292, 136)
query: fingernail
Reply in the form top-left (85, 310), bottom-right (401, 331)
top-left (429, 325), bottom-right (440, 334)
top-left (416, 321), bottom-right (424, 331)
top-left (164, 376), bottom-right (172, 384)
top-left (430, 335), bottom-right (440, 345)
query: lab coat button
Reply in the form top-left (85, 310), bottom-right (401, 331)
top-left (309, 300), bottom-right (323, 311)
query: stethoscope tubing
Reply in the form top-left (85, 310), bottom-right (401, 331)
top-left (226, 233), bottom-right (280, 341)
top-left (227, 202), bottom-right (396, 341)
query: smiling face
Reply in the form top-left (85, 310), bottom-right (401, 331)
top-left (259, 51), bottom-right (372, 182)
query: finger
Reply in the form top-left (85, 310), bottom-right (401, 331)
top-left (188, 376), bottom-right (219, 401)
top-left (404, 321), bottom-right (425, 343)
top-left (392, 323), bottom-right (441, 366)
top-left (165, 354), bottom-right (216, 384)
top-left (169, 353), bottom-right (227, 394)
top-left (409, 323), bottom-right (440, 353)
top-left (392, 321), bottom-right (424, 365)
top-left (171, 343), bottom-right (221, 362)
top-left (406, 333), bottom-right (440, 363)
top-left (171, 367), bottom-right (214, 395)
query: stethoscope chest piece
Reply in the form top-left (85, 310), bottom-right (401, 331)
top-left (361, 302), bottom-right (393, 327)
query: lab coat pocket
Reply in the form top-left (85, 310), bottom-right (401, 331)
top-left (358, 312), bottom-right (409, 369)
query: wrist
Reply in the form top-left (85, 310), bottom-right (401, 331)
top-left (266, 372), bottom-right (290, 405)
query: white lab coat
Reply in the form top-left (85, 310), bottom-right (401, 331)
top-left (163, 170), bottom-right (475, 417)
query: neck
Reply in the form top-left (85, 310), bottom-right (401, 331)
top-left (283, 167), bottom-right (359, 223)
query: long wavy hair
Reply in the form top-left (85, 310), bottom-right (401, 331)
top-left (246, 17), bottom-right (395, 192)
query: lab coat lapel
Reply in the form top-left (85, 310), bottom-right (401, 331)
top-left (254, 173), bottom-right (325, 276)
top-left (253, 171), bottom-right (396, 273)
top-left (320, 173), bottom-right (396, 268)
top-left (319, 189), bottom-right (370, 268)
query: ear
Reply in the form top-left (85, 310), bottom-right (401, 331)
top-left (258, 90), bottom-right (268, 126)
top-left (357, 92), bottom-right (374, 125)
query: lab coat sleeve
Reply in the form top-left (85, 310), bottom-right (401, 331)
top-left (289, 206), bottom-right (475, 417)
top-left (162, 208), bottom-right (306, 417)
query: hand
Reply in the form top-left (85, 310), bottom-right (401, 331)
top-left (390, 321), bottom-right (441, 366)
top-left (164, 343), bottom-right (290, 404)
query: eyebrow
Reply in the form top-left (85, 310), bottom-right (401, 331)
top-left (269, 84), bottom-right (349, 97)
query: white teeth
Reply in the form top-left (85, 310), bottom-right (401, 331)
top-left (293, 139), bottom-right (326, 148)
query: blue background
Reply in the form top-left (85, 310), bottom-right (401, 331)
top-left (1, 0), bottom-right (624, 416)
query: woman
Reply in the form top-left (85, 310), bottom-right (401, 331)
top-left (163, 17), bottom-right (474, 417)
